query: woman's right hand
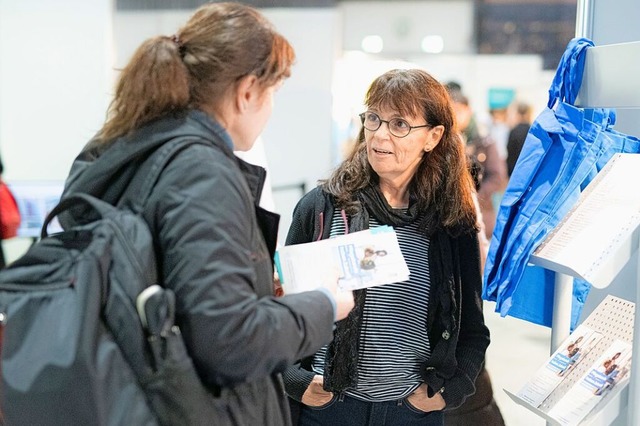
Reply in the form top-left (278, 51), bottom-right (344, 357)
top-left (302, 375), bottom-right (334, 407)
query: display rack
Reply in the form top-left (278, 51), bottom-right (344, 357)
top-left (521, 153), bottom-right (640, 424)
top-left (505, 295), bottom-right (634, 425)
top-left (548, 36), bottom-right (640, 354)
top-left (510, 1), bottom-right (640, 424)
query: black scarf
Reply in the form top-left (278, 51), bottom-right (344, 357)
top-left (359, 183), bottom-right (421, 226)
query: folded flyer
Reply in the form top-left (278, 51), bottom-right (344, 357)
top-left (274, 226), bottom-right (410, 294)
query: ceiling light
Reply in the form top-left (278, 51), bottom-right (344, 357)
top-left (421, 35), bottom-right (444, 53)
top-left (361, 35), bottom-right (383, 54)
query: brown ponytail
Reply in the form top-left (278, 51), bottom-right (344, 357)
top-left (99, 36), bottom-right (189, 142)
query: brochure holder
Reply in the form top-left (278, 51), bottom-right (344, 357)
top-left (505, 295), bottom-right (633, 425)
top-left (529, 154), bottom-right (640, 292)
top-left (510, 153), bottom-right (640, 424)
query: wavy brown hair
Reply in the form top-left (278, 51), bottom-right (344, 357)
top-left (322, 69), bottom-right (477, 234)
top-left (99, 2), bottom-right (295, 142)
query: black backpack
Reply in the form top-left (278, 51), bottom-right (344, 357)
top-left (0, 139), bottom-right (221, 425)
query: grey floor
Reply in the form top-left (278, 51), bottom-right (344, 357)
top-left (483, 301), bottom-right (551, 426)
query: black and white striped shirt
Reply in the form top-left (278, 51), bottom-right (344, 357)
top-left (311, 209), bottom-right (432, 401)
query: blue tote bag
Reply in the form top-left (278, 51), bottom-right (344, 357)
top-left (483, 37), bottom-right (640, 328)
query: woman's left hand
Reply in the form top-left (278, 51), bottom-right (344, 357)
top-left (406, 384), bottom-right (446, 412)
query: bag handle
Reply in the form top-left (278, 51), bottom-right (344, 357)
top-left (41, 193), bottom-right (114, 238)
top-left (547, 37), bottom-right (594, 108)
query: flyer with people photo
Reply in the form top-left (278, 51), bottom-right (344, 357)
top-left (547, 339), bottom-right (632, 425)
top-left (516, 325), bottom-right (603, 407)
top-left (274, 226), bottom-right (410, 294)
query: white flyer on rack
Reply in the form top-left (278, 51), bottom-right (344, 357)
top-left (547, 339), bottom-right (632, 426)
top-left (516, 325), bottom-right (602, 407)
top-left (530, 154), bottom-right (640, 288)
top-left (274, 226), bottom-right (410, 294)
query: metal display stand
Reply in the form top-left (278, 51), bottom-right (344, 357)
top-left (523, 153), bottom-right (640, 424)
top-left (548, 0), bottom-right (640, 350)
top-left (516, 1), bottom-right (640, 424)
top-left (490, 0), bottom-right (640, 423)
top-left (575, 3), bottom-right (640, 420)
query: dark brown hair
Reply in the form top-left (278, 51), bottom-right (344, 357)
top-left (322, 68), bottom-right (477, 233)
top-left (99, 2), bottom-right (295, 142)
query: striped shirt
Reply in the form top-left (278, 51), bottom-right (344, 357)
top-left (311, 209), bottom-right (431, 401)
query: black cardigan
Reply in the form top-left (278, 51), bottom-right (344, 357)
top-left (282, 187), bottom-right (490, 410)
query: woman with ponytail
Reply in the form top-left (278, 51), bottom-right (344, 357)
top-left (60, 3), bottom-right (354, 425)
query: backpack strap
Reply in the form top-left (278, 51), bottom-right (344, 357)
top-left (125, 137), bottom-right (211, 215)
top-left (48, 137), bottom-right (213, 236)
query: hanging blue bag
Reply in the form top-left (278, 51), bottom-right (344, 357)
top-left (483, 37), bottom-right (640, 328)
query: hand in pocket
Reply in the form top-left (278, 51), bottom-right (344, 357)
top-left (302, 375), bottom-right (334, 407)
top-left (406, 384), bottom-right (446, 412)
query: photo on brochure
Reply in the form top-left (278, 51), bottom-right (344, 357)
top-left (546, 339), bottom-right (632, 426)
top-left (274, 226), bottom-right (409, 294)
top-left (516, 325), bottom-right (602, 408)
top-left (335, 238), bottom-right (407, 291)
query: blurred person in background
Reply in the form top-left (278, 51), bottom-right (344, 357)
top-left (485, 88), bottom-right (516, 162)
top-left (444, 82), bottom-right (506, 426)
top-left (0, 152), bottom-right (5, 268)
top-left (506, 101), bottom-right (533, 177)
top-left (446, 83), bottom-right (508, 241)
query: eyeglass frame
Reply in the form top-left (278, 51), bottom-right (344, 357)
top-left (359, 111), bottom-right (432, 138)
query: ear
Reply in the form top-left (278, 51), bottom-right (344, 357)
top-left (234, 74), bottom-right (260, 113)
top-left (424, 125), bottom-right (444, 152)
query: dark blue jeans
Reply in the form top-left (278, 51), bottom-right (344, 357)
top-left (298, 393), bottom-right (444, 426)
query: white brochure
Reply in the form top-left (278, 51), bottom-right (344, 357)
top-left (274, 226), bottom-right (410, 294)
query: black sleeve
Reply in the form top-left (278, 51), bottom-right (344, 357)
top-left (151, 147), bottom-right (335, 387)
top-left (285, 188), bottom-right (322, 246)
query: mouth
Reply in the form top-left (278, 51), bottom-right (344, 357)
top-left (372, 147), bottom-right (393, 155)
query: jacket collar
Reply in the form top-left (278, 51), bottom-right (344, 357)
top-left (235, 156), bottom-right (267, 206)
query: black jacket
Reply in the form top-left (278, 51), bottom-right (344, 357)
top-left (282, 187), bottom-right (490, 411)
top-left (60, 110), bottom-right (336, 426)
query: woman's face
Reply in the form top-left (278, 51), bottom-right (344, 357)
top-left (364, 106), bottom-right (442, 185)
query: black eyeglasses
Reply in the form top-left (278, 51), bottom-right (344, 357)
top-left (359, 111), bottom-right (431, 138)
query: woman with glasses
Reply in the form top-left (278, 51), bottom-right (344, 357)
top-left (282, 68), bottom-right (490, 426)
